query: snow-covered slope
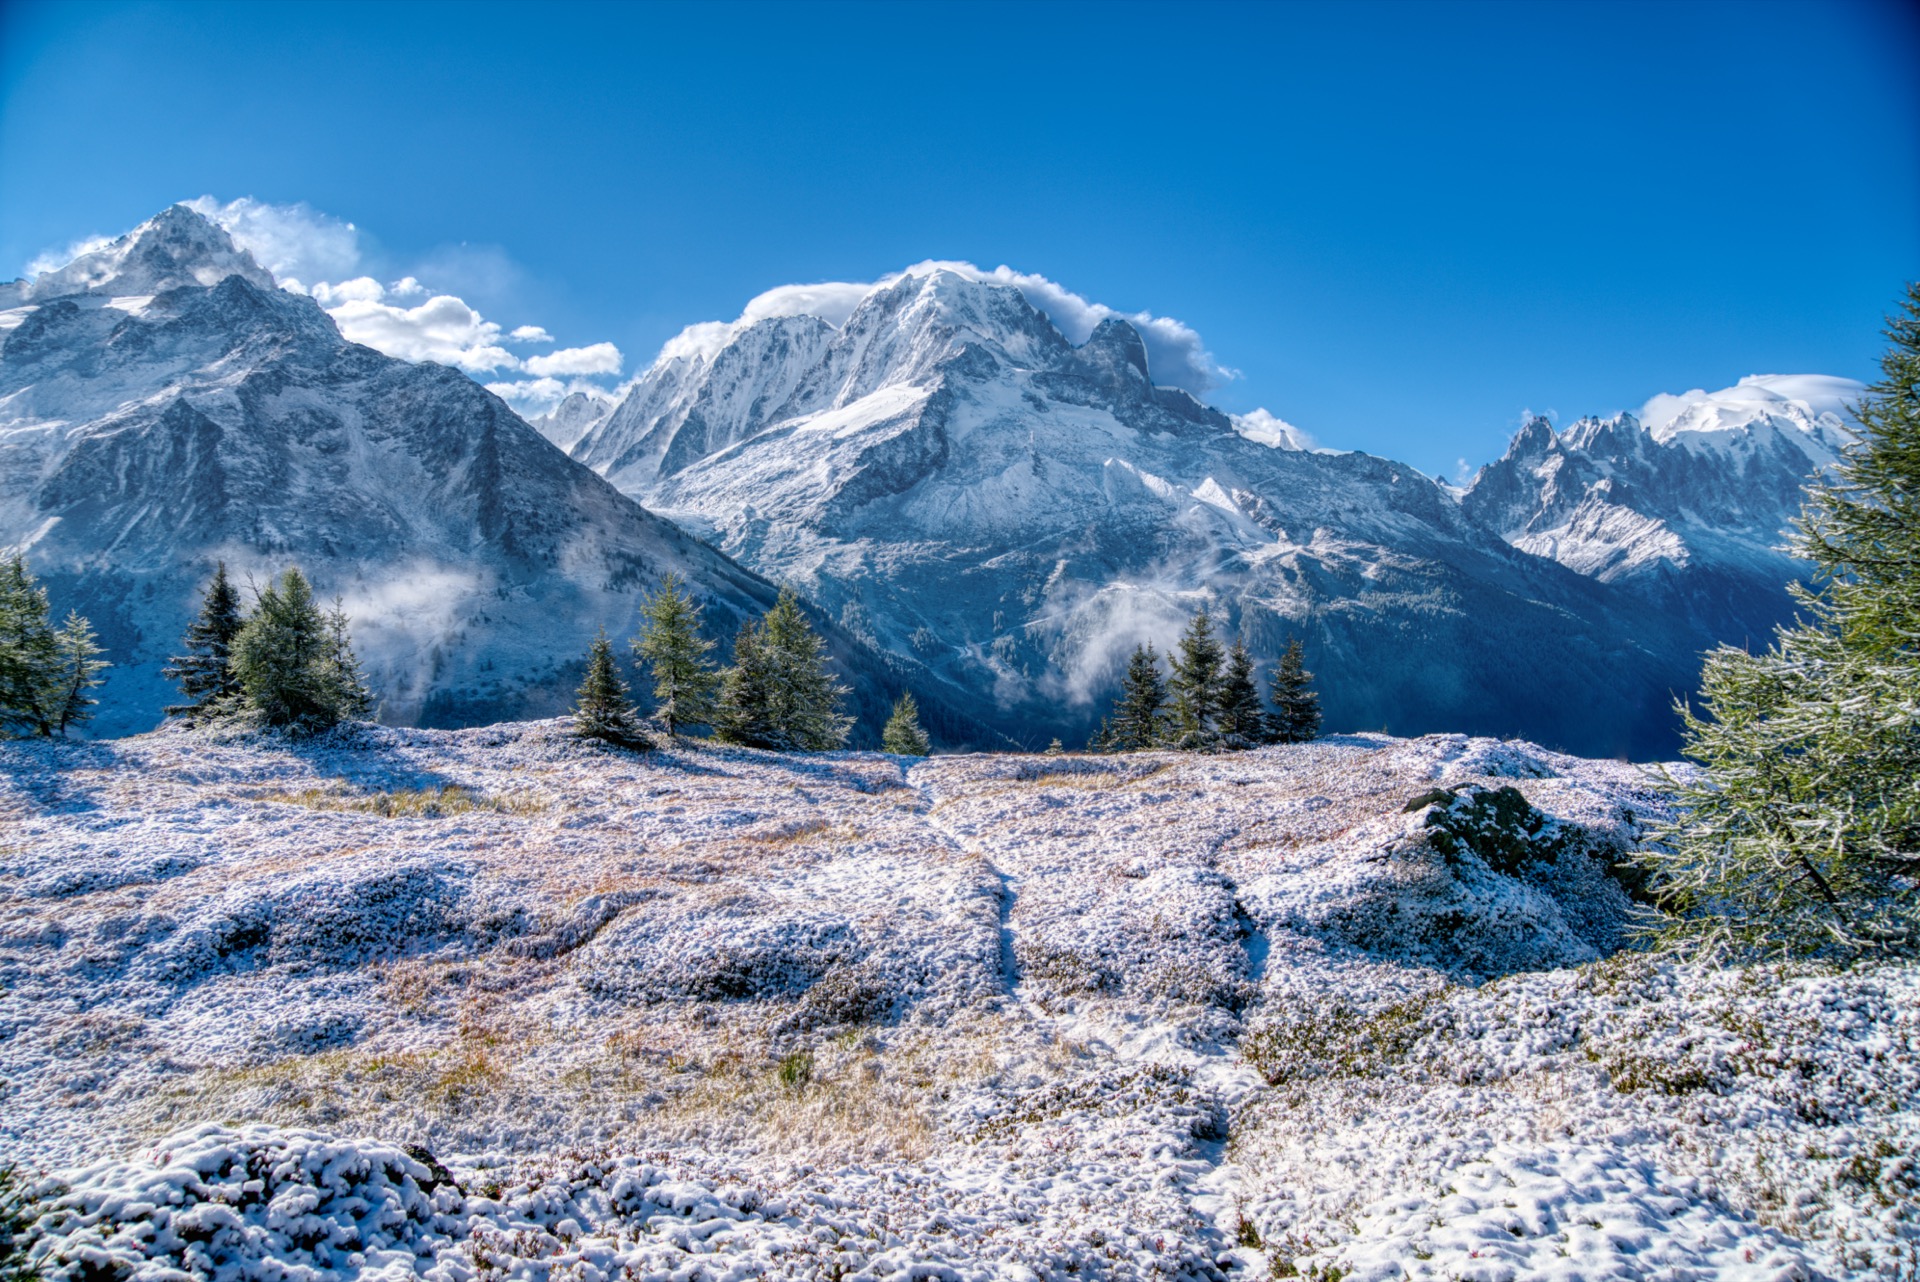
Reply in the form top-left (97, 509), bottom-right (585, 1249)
top-left (6, 725), bottom-right (1913, 1277)
top-left (525, 388), bottom-right (614, 451)
top-left (0, 208), bottom-right (988, 743)
top-left (577, 270), bottom-right (1728, 757)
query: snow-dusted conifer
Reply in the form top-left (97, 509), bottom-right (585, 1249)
top-left (1103, 643), bottom-right (1167, 751)
top-left (715, 590), bottom-right (851, 751)
top-left (0, 556), bottom-right (61, 737)
top-left (1647, 285), bottom-right (1920, 958)
top-left (230, 567), bottom-right (371, 731)
top-left (882, 691), bottom-right (931, 755)
top-left (1267, 637), bottom-right (1321, 744)
top-left (51, 612), bottom-right (109, 737)
top-left (713, 620), bottom-right (778, 748)
top-left (762, 589), bottom-right (853, 751)
top-left (632, 571), bottom-right (719, 737)
top-left (0, 556), bottom-right (105, 738)
top-left (319, 601), bottom-right (374, 724)
top-left (573, 628), bottom-right (648, 747)
top-left (164, 562), bottom-right (243, 719)
top-left (1216, 640), bottom-right (1266, 749)
top-left (1167, 609), bottom-right (1226, 750)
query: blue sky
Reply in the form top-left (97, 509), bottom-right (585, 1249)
top-left (2, 0), bottom-right (1915, 478)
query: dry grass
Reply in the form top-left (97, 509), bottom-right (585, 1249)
top-left (251, 783), bottom-right (546, 818)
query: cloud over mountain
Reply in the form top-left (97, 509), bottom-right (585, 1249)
top-left (171, 197), bottom-right (624, 415)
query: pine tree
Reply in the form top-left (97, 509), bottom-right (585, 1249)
top-left (632, 571), bottom-right (719, 737)
top-left (164, 562), bottom-right (243, 718)
top-left (1102, 643), bottom-right (1168, 751)
top-left (1267, 637), bottom-right (1322, 744)
top-left (574, 628), bottom-right (648, 746)
top-left (1215, 639), bottom-right (1266, 749)
top-left (882, 691), bottom-right (931, 755)
top-left (1166, 608), bottom-right (1226, 750)
top-left (0, 556), bottom-right (61, 738)
top-left (1044, 737), bottom-right (1066, 756)
top-left (51, 611), bottom-right (108, 737)
top-left (714, 589), bottom-right (852, 751)
top-left (1643, 285), bottom-right (1920, 957)
top-left (229, 567), bottom-right (373, 731)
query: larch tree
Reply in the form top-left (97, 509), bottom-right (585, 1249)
top-left (632, 570), bottom-right (719, 737)
top-left (164, 561), bottom-right (244, 719)
top-left (51, 612), bottom-right (109, 737)
top-left (0, 556), bottom-right (106, 738)
top-left (1643, 284), bottom-right (1920, 958)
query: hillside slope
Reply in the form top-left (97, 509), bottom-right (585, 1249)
top-left (4, 725), bottom-right (1913, 1278)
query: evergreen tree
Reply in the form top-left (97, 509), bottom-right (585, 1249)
top-left (1215, 639), bottom-right (1266, 749)
top-left (1044, 737), bottom-right (1066, 756)
top-left (1166, 608), bottom-right (1226, 750)
top-left (632, 571), bottom-right (719, 737)
top-left (573, 628), bottom-right (648, 746)
top-left (1643, 285), bottom-right (1920, 957)
top-left (714, 589), bottom-right (852, 751)
top-left (51, 611), bottom-right (108, 737)
top-left (318, 600), bottom-right (375, 723)
top-left (713, 619), bottom-right (779, 748)
top-left (229, 567), bottom-right (372, 731)
top-left (882, 691), bottom-right (931, 755)
top-left (761, 589), bottom-right (853, 750)
top-left (164, 562), bottom-right (243, 718)
top-left (1267, 637), bottom-right (1322, 744)
top-left (1102, 643), bottom-right (1168, 751)
top-left (0, 556), bottom-right (60, 738)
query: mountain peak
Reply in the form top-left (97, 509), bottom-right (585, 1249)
top-left (3, 203), bottom-right (276, 305)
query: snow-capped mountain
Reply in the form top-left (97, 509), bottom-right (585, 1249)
top-left (0, 208), bottom-right (990, 742)
top-left (575, 268), bottom-right (1744, 757)
top-left (1463, 377), bottom-right (1855, 646)
top-left (528, 389), bottom-right (616, 452)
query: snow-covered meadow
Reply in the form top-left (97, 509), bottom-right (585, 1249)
top-left (2, 723), bottom-right (1913, 1279)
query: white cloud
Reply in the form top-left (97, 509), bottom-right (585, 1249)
top-left (650, 260), bottom-right (1225, 396)
top-left (1230, 408), bottom-right (1315, 451)
top-left (308, 276), bottom-right (385, 306)
top-left (173, 197), bottom-right (628, 404)
top-left (185, 196), bottom-right (361, 287)
top-left (329, 285), bottom-right (517, 372)
top-left (1639, 374), bottom-right (1865, 437)
top-left (25, 233), bottom-right (116, 277)
top-left (524, 342), bottom-right (621, 376)
top-left (484, 375), bottom-right (614, 417)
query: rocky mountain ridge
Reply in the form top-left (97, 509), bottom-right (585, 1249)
top-left (0, 207), bottom-right (992, 743)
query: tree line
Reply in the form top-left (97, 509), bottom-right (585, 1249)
top-left (1090, 609), bottom-right (1320, 753)
top-left (573, 573), bottom-right (861, 753)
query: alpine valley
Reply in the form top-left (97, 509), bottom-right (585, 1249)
top-left (1, 207), bottom-right (1859, 754)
